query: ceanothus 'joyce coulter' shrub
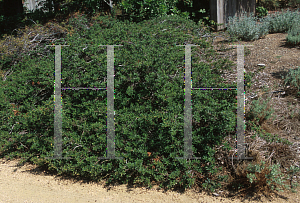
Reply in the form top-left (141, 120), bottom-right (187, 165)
top-left (0, 14), bottom-right (236, 191)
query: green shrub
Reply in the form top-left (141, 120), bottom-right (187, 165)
top-left (248, 121), bottom-right (293, 145)
top-left (286, 165), bottom-right (300, 192)
top-left (259, 0), bottom-right (280, 10)
top-left (0, 12), bottom-right (27, 36)
top-left (202, 177), bottom-right (222, 192)
top-left (256, 6), bottom-right (269, 18)
top-left (0, 14), bottom-right (237, 192)
top-left (284, 67), bottom-right (300, 96)
top-left (287, 0), bottom-right (300, 7)
top-left (33, 0), bottom-right (109, 17)
top-left (246, 161), bottom-right (288, 192)
top-left (245, 72), bottom-right (254, 91)
top-left (226, 11), bottom-right (269, 41)
top-left (286, 19), bottom-right (300, 45)
top-left (247, 96), bottom-right (275, 126)
top-left (232, 159), bottom-right (299, 194)
top-left (114, 0), bottom-right (192, 23)
top-left (261, 9), bottom-right (300, 33)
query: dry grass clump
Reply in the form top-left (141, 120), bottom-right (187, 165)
top-left (0, 13), bottom-right (79, 81)
top-left (213, 129), bottom-right (300, 199)
top-left (0, 21), bottom-right (71, 58)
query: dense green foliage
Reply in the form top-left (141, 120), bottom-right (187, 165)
top-left (256, 6), bottom-right (269, 18)
top-left (116, 0), bottom-right (191, 22)
top-left (49, 0), bottom-right (211, 25)
top-left (286, 0), bottom-right (300, 7)
top-left (259, 0), bottom-right (280, 10)
top-left (0, 14), bottom-right (237, 191)
top-left (257, 0), bottom-right (300, 10)
top-left (0, 0), bottom-right (212, 39)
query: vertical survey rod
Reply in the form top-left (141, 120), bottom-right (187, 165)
top-left (107, 45), bottom-right (115, 158)
top-left (184, 45), bottom-right (193, 159)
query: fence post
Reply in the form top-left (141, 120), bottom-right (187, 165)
top-left (210, 0), bottom-right (256, 31)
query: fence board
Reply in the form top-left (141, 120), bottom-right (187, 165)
top-left (210, 0), bottom-right (256, 31)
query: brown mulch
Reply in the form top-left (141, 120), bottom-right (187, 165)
top-left (212, 31), bottom-right (300, 139)
top-left (203, 6), bottom-right (300, 197)
top-left (209, 13), bottom-right (300, 195)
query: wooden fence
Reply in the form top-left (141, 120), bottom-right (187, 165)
top-left (22, 0), bottom-right (256, 31)
top-left (23, 0), bottom-right (51, 13)
top-left (210, 0), bottom-right (256, 31)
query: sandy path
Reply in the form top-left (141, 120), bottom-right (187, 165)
top-left (1, 158), bottom-right (300, 203)
top-left (0, 158), bottom-right (234, 203)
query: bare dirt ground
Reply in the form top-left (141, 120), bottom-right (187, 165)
top-left (1, 157), bottom-right (300, 203)
top-left (1, 31), bottom-right (300, 203)
top-left (213, 31), bottom-right (300, 145)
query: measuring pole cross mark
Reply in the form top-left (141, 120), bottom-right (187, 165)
top-left (45, 44), bottom-right (123, 160)
top-left (175, 44), bottom-right (253, 161)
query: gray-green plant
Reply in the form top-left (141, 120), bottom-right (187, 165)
top-left (227, 9), bottom-right (300, 41)
top-left (248, 121), bottom-right (293, 145)
top-left (261, 9), bottom-right (300, 33)
top-left (265, 162), bottom-right (288, 192)
top-left (247, 97), bottom-right (275, 126)
top-left (286, 165), bottom-right (300, 192)
top-left (286, 18), bottom-right (300, 45)
top-left (284, 66), bottom-right (300, 95)
top-left (246, 161), bottom-right (290, 192)
top-left (226, 11), bottom-right (269, 41)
